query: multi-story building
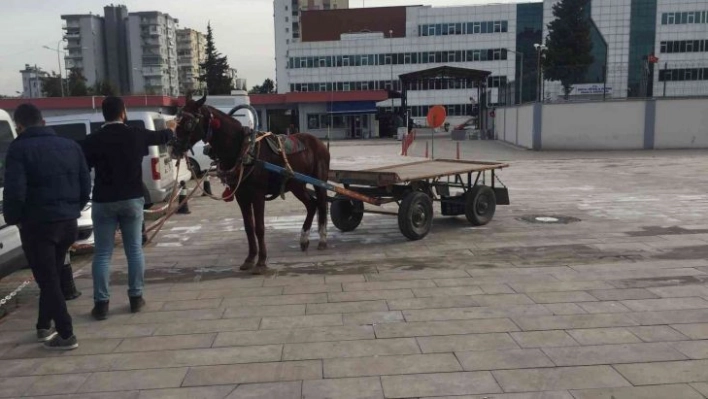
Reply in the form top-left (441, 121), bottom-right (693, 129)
top-left (177, 28), bottom-right (206, 94)
top-left (61, 13), bottom-right (107, 88)
top-left (271, 0), bottom-right (708, 137)
top-left (127, 11), bottom-right (180, 97)
top-left (20, 65), bottom-right (50, 98)
top-left (103, 5), bottom-right (131, 94)
top-left (59, 5), bottom-right (201, 96)
top-left (274, 0), bottom-right (350, 95)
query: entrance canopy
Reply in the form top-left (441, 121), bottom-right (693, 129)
top-left (399, 65), bottom-right (491, 84)
top-left (397, 66), bottom-right (492, 130)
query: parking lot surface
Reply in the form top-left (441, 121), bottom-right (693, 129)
top-left (2, 140), bottom-right (708, 398)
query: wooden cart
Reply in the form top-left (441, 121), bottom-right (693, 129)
top-left (261, 158), bottom-right (509, 241)
top-left (326, 159), bottom-right (510, 240)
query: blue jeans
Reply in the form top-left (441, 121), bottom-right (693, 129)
top-left (91, 198), bottom-right (145, 302)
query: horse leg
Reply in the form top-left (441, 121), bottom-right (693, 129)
top-left (290, 183), bottom-right (317, 252)
top-left (236, 193), bottom-right (257, 271)
top-left (315, 186), bottom-right (328, 250)
top-left (251, 192), bottom-right (268, 275)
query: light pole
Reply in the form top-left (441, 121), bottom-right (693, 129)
top-left (42, 39), bottom-right (66, 97)
top-left (534, 43), bottom-right (547, 102)
top-left (505, 48), bottom-right (523, 105)
top-left (389, 29), bottom-right (395, 139)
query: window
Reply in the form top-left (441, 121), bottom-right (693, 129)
top-left (300, 58), bottom-right (306, 68)
top-left (493, 21), bottom-right (502, 33)
top-left (51, 123), bottom-right (88, 143)
top-left (473, 22), bottom-right (481, 34)
top-left (404, 53), bottom-right (411, 64)
top-left (318, 58), bottom-right (326, 67)
top-left (342, 82), bottom-right (350, 91)
top-left (686, 41), bottom-right (694, 52)
top-left (342, 56), bottom-right (349, 66)
top-left (428, 25), bottom-right (435, 36)
top-left (308, 115), bottom-right (320, 130)
top-left (667, 13), bottom-right (675, 24)
top-left (361, 55), bottom-right (369, 66)
top-left (688, 12), bottom-right (696, 23)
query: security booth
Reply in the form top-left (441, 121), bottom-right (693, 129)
top-left (397, 66), bottom-right (492, 138)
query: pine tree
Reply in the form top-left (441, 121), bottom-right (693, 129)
top-left (542, 0), bottom-right (594, 99)
top-left (248, 78), bottom-right (276, 94)
top-left (198, 23), bottom-right (233, 95)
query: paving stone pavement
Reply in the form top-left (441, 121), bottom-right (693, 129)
top-left (2, 142), bottom-right (708, 398)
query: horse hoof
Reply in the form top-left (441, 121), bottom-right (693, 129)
top-left (300, 242), bottom-right (309, 252)
top-left (252, 265), bottom-right (268, 275)
top-left (317, 242), bottom-right (327, 250)
top-left (240, 262), bottom-right (255, 271)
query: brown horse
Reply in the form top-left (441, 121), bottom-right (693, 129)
top-left (171, 94), bottom-right (330, 274)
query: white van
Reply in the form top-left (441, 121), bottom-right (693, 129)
top-left (0, 109), bottom-right (24, 278)
top-left (44, 112), bottom-right (190, 207)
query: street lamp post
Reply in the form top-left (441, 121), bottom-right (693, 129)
top-left (505, 48), bottom-right (523, 104)
top-left (533, 43), bottom-right (547, 102)
top-left (42, 39), bottom-right (66, 97)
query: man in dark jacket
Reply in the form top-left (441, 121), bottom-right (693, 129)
top-left (82, 97), bottom-right (175, 320)
top-left (3, 104), bottom-right (91, 350)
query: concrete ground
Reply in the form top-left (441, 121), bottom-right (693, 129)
top-left (2, 140), bottom-right (708, 398)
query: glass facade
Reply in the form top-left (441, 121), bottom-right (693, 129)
top-left (628, 0), bottom-right (658, 97)
top-left (660, 40), bottom-right (708, 53)
top-left (418, 20), bottom-right (508, 36)
top-left (290, 76), bottom-right (506, 93)
top-left (288, 48), bottom-right (508, 69)
top-left (515, 3), bottom-right (543, 103)
top-left (584, 4), bottom-right (607, 86)
top-left (658, 68), bottom-right (708, 82)
top-left (661, 11), bottom-right (708, 25)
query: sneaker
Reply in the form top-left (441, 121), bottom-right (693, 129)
top-left (129, 296), bottom-right (146, 313)
top-left (43, 334), bottom-right (78, 351)
top-left (36, 328), bottom-right (57, 342)
top-left (91, 301), bottom-right (109, 321)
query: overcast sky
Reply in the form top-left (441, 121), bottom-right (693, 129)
top-left (0, 0), bottom-right (523, 96)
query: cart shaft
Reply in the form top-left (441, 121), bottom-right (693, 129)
top-left (260, 161), bottom-right (382, 206)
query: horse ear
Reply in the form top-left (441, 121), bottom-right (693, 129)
top-left (195, 93), bottom-right (207, 107)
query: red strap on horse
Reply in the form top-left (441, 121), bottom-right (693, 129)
top-left (222, 186), bottom-right (235, 202)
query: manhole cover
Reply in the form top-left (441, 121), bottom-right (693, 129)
top-left (517, 215), bottom-right (581, 224)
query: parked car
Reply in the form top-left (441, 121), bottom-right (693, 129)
top-left (44, 112), bottom-right (190, 207)
top-left (0, 109), bottom-right (94, 278)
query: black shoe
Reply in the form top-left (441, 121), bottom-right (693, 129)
top-left (91, 301), bottom-right (109, 320)
top-left (129, 296), bottom-right (146, 313)
top-left (43, 334), bottom-right (78, 351)
top-left (60, 264), bottom-right (82, 301)
top-left (36, 328), bottom-right (57, 342)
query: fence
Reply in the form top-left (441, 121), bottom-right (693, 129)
top-left (496, 96), bottom-right (708, 150)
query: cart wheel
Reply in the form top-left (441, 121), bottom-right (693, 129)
top-left (465, 185), bottom-right (496, 226)
top-left (331, 197), bottom-right (364, 232)
top-left (398, 191), bottom-right (433, 240)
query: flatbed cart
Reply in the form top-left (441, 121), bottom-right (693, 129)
top-left (260, 158), bottom-right (510, 241)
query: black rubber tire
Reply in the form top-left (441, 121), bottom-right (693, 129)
top-left (398, 191), bottom-right (433, 240)
top-left (465, 185), bottom-right (496, 226)
top-left (330, 197), bottom-right (364, 232)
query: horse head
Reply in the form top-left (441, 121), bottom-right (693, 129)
top-left (171, 92), bottom-right (210, 159)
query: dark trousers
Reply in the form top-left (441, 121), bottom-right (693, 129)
top-left (20, 220), bottom-right (77, 339)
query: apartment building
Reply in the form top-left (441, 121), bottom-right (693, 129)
top-left (177, 28), bottom-right (206, 94)
top-left (127, 11), bottom-right (180, 96)
top-left (61, 13), bottom-right (107, 88)
top-left (58, 5), bottom-right (202, 96)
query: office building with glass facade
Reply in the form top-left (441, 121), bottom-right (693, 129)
top-left (271, 0), bottom-right (707, 135)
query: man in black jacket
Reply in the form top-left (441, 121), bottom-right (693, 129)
top-left (82, 97), bottom-right (175, 320)
top-left (3, 104), bottom-right (91, 350)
